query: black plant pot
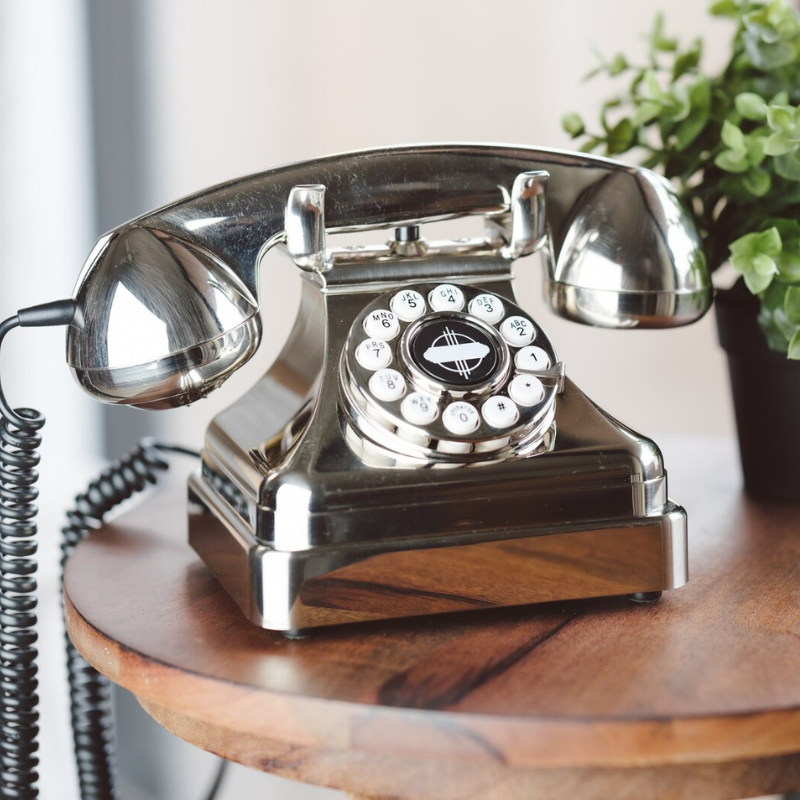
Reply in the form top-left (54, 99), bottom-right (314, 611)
top-left (715, 282), bottom-right (800, 501)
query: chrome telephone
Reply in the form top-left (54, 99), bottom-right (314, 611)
top-left (65, 144), bottom-right (710, 632)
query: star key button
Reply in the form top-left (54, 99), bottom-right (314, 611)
top-left (509, 374), bottom-right (545, 406)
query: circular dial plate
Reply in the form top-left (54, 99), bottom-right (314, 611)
top-left (342, 282), bottom-right (560, 462)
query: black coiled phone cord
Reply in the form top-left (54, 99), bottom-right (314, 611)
top-left (0, 310), bottom-right (227, 800)
top-left (0, 313), bottom-right (45, 800)
top-left (60, 439), bottom-right (197, 800)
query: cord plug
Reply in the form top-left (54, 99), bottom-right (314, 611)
top-left (17, 298), bottom-right (77, 328)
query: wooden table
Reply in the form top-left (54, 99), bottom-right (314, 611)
top-left (63, 438), bottom-right (800, 800)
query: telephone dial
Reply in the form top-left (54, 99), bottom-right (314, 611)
top-left (63, 144), bottom-right (710, 632)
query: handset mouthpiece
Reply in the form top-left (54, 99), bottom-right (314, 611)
top-left (67, 226), bottom-right (261, 409)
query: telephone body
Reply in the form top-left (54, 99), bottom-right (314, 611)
top-left (66, 145), bottom-right (710, 632)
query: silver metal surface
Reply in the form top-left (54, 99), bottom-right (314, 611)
top-left (65, 143), bottom-right (702, 630)
top-left (504, 170), bottom-right (549, 259)
top-left (285, 184), bottom-right (327, 272)
top-left (66, 144), bottom-right (710, 410)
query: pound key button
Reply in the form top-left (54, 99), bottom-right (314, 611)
top-left (355, 339), bottom-right (393, 371)
top-left (481, 395), bottom-right (519, 428)
top-left (401, 391), bottom-right (439, 425)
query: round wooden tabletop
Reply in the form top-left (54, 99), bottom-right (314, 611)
top-left (64, 437), bottom-right (800, 800)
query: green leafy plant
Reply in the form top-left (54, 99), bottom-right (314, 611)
top-left (563, 0), bottom-right (800, 358)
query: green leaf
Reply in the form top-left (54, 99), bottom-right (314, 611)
top-left (735, 92), bottom-right (768, 121)
top-left (562, 112), bottom-right (585, 137)
top-left (764, 131), bottom-right (796, 156)
top-left (730, 232), bottom-right (762, 257)
top-left (771, 91), bottom-right (790, 106)
top-left (744, 268), bottom-right (776, 293)
top-left (672, 38), bottom-right (703, 81)
top-left (785, 286), bottom-right (800, 324)
top-left (715, 149), bottom-right (750, 172)
top-left (743, 168), bottom-right (772, 196)
top-left (605, 118), bottom-right (635, 154)
top-left (757, 226), bottom-right (783, 257)
top-left (649, 12), bottom-right (678, 53)
top-left (643, 70), bottom-right (666, 102)
top-left (776, 251), bottom-right (800, 280)
top-left (775, 150), bottom-right (800, 180)
top-left (609, 53), bottom-right (628, 76)
top-left (709, 0), bottom-right (740, 17)
top-left (743, 35), bottom-right (797, 70)
top-left (767, 105), bottom-right (796, 133)
top-left (721, 120), bottom-right (746, 152)
top-left (746, 134), bottom-right (767, 167)
top-left (632, 100), bottom-right (662, 126)
top-left (753, 253), bottom-right (780, 276)
top-left (789, 329), bottom-right (800, 359)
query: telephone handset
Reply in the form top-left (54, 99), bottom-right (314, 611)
top-left (65, 144), bottom-right (710, 632)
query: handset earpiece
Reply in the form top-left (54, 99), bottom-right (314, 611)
top-left (67, 226), bottom-right (260, 409)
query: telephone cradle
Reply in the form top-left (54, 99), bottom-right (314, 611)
top-left (66, 144), bottom-right (710, 632)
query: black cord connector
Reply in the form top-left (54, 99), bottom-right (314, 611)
top-left (17, 299), bottom-right (77, 329)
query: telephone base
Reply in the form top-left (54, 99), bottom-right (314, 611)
top-left (188, 475), bottom-right (687, 632)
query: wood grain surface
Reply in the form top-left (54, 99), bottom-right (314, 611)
top-left (63, 438), bottom-right (800, 799)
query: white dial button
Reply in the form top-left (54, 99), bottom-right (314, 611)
top-left (442, 401), bottom-right (480, 435)
top-left (515, 345), bottom-right (550, 371)
top-left (390, 289), bottom-right (426, 321)
top-left (401, 391), bottom-right (439, 425)
top-left (429, 284), bottom-right (465, 312)
top-left (481, 395), bottom-right (519, 428)
top-left (355, 339), bottom-right (392, 371)
top-left (509, 374), bottom-right (545, 406)
top-left (363, 309), bottom-right (399, 340)
top-left (500, 315), bottom-right (535, 347)
top-left (468, 294), bottom-right (505, 324)
top-left (369, 368), bottom-right (406, 402)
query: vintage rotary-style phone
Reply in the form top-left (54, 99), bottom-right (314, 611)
top-left (59, 144), bottom-right (710, 633)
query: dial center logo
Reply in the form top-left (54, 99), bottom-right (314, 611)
top-left (411, 318), bottom-right (499, 386)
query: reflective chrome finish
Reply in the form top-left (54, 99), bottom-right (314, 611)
top-left (67, 144), bottom-right (710, 409)
top-left (503, 170), bottom-right (549, 259)
top-left (66, 143), bottom-right (700, 630)
top-left (549, 170), bottom-right (709, 327)
top-left (67, 227), bottom-right (260, 408)
top-left (285, 184), bottom-right (328, 272)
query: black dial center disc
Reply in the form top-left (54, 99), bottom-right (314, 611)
top-left (410, 318), bottom-right (499, 386)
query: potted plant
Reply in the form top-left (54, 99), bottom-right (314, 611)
top-left (563, 0), bottom-right (800, 500)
